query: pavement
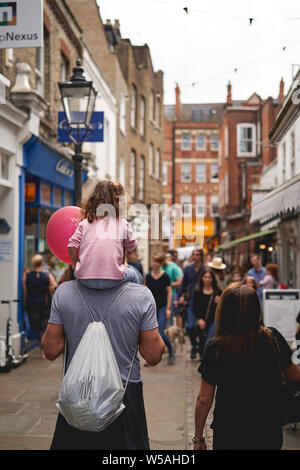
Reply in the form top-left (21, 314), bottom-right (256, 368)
top-left (0, 340), bottom-right (299, 451)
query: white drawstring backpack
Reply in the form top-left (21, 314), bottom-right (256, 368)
top-left (56, 282), bottom-right (137, 432)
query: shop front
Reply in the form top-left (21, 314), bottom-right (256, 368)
top-left (22, 137), bottom-right (78, 271)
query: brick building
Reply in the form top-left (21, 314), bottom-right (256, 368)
top-left (163, 84), bottom-right (223, 251)
top-left (218, 82), bottom-right (282, 271)
top-left (106, 22), bottom-right (164, 268)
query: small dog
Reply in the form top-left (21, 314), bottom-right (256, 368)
top-left (165, 325), bottom-right (184, 352)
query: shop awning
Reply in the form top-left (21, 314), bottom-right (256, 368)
top-left (250, 173), bottom-right (300, 223)
top-left (218, 229), bottom-right (277, 251)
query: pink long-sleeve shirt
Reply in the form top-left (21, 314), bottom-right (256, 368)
top-left (68, 217), bottom-right (138, 280)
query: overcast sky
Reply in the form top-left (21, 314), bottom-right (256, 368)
top-left (97, 0), bottom-right (300, 105)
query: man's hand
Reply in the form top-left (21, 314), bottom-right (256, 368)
top-left (179, 296), bottom-right (185, 305)
top-left (166, 308), bottom-right (171, 319)
top-left (194, 440), bottom-right (207, 451)
top-left (198, 319), bottom-right (206, 330)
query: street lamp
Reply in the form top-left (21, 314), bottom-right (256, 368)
top-left (58, 59), bottom-right (97, 205)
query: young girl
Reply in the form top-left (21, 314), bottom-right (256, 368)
top-left (68, 180), bottom-right (138, 288)
top-left (259, 263), bottom-right (279, 290)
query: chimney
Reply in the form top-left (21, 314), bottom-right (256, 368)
top-left (114, 19), bottom-right (121, 37)
top-left (175, 83), bottom-right (181, 120)
top-left (226, 81), bottom-right (232, 105)
top-left (278, 77), bottom-right (284, 103)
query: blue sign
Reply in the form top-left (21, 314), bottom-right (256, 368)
top-left (58, 111), bottom-right (104, 143)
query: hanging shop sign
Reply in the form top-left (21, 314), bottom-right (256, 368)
top-left (0, 0), bottom-right (43, 49)
top-left (57, 111), bottom-right (104, 143)
top-left (263, 289), bottom-right (300, 342)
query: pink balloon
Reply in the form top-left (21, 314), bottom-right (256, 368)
top-left (46, 206), bottom-right (83, 264)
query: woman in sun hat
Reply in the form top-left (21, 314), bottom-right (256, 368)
top-left (208, 257), bottom-right (227, 291)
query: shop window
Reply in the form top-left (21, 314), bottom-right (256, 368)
top-left (41, 184), bottom-right (51, 204)
top-left (54, 188), bottom-right (62, 206)
top-left (64, 191), bottom-right (72, 206)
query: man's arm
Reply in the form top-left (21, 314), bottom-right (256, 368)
top-left (139, 328), bottom-right (165, 366)
top-left (41, 323), bottom-right (65, 361)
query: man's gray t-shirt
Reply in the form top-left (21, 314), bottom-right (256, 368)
top-left (49, 281), bottom-right (158, 384)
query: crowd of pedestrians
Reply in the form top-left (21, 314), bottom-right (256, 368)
top-left (20, 179), bottom-right (300, 450)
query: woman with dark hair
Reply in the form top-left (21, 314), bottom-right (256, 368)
top-left (193, 283), bottom-right (300, 450)
top-left (193, 268), bottom-right (222, 355)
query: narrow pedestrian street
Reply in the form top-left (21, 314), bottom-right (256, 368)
top-left (0, 343), bottom-right (299, 451)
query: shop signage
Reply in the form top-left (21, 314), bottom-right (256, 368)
top-left (57, 111), bottom-right (104, 143)
top-left (0, 0), bottom-right (43, 49)
top-left (263, 289), bottom-right (300, 342)
top-left (0, 240), bottom-right (12, 261)
top-left (56, 159), bottom-right (74, 178)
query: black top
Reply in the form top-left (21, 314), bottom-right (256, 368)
top-left (146, 272), bottom-right (170, 309)
top-left (193, 289), bottom-right (222, 326)
top-left (26, 271), bottom-right (49, 306)
top-left (198, 327), bottom-right (292, 432)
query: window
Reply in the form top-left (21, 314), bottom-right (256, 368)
top-left (130, 85), bottom-right (137, 129)
top-left (181, 194), bottom-right (192, 217)
top-left (130, 150), bottom-right (136, 198)
top-left (140, 96), bottom-right (146, 136)
top-left (149, 143), bottom-right (154, 175)
top-left (211, 195), bottom-right (219, 216)
top-left (237, 123), bottom-right (256, 156)
top-left (149, 90), bottom-right (155, 121)
top-left (156, 97), bottom-right (161, 127)
top-left (181, 163), bottom-right (191, 182)
top-left (210, 163), bottom-right (219, 181)
top-left (181, 134), bottom-right (191, 150)
top-left (41, 184), bottom-right (51, 205)
top-left (211, 135), bottom-right (219, 151)
top-left (64, 191), bottom-right (72, 206)
top-left (60, 53), bottom-right (69, 82)
top-left (196, 195), bottom-right (206, 217)
top-left (291, 131), bottom-right (296, 177)
top-left (192, 109), bottom-right (203, 121)
top-left (54, 188), bottom-right (62, 206)
top-left (0, 152), bottom-right (9, 180)
top-left (196, 162), bottom-right (206, 182)
top-left (139, 156), bottom-right (145, 201)
top-left (196, 134), bottom-right (206, 150)
top-left (282, 142), bottom-right (286, 182)
top-left (155, 149), bottom-right (161, 178)
top-left (163, 164), bottom-right (168, 186)
top-left (120, 94), bottom-right (126, 135)
top-left (119, 156), bottom-right (125, 187)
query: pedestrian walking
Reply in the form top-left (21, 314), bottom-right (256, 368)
top-left (145, 253), bottom-right (175, 365)
top-left (259, 263), bottom-right (280, 290)
top-left (41, 279), bottom-right (165, 450)
top-left (168, 249), bottom-right (179, 266)
top-left (208, 257), bottom-right (227, 290)
top-left (67, 180), bottom-right (138, 289)
top-left (227, 267), bottom-right (242, 284)
top-left (127, 249), bottom-right (144, 278)
top-left (22, 254), bottom-right (57, 358)
top-left (193, 268), bottom-right (222, 355)
top-left (175, 249), bottom-right (205, 360)
top-left (161, 253), bottom-right (183, 328)
top-left (247, 253), bottom-right (266, 301)
top-left (193, 283), bottom-right (300, 450)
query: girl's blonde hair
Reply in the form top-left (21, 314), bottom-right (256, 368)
top-left (83, 180), bottom-right (125, 223)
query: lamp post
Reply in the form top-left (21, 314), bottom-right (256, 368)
top-left (58, 59), bottom-right (97, 205)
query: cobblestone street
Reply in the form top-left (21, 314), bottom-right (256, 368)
top-left (0, 341), bottom-right (299, 451)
